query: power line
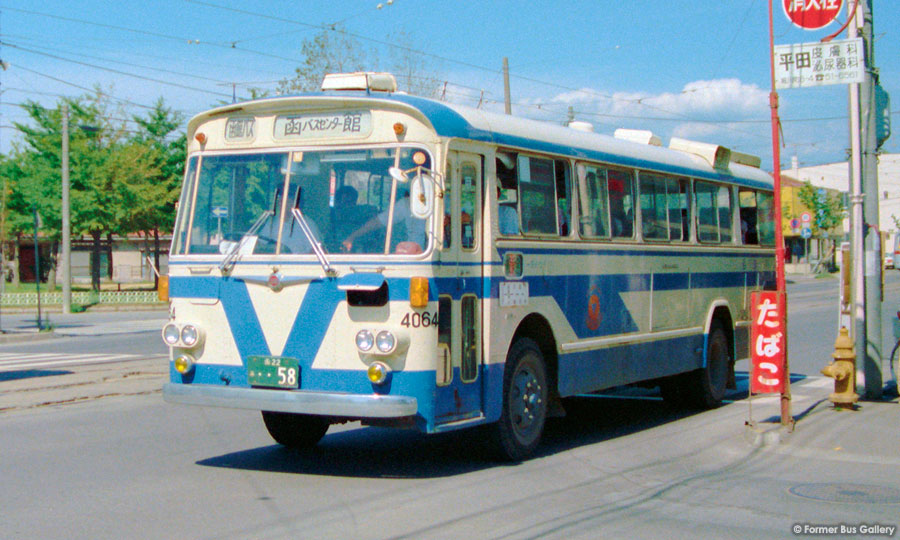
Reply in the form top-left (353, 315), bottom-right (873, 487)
top-left (2, 41), bottom-right (233, 99)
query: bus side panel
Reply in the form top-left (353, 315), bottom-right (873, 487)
top-left (556, 334), bottom-right (703, 397)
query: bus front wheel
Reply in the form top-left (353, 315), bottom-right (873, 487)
top-left (261, 411), bottom-right (330, 449)
top-left (493, 338), bottom-right (548, 461)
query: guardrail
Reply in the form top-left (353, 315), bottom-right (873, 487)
top-left (1, 290), bottom-right (163, 306)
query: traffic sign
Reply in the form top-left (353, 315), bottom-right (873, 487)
top-left (212, 206), bottom-right (228, 218)
top-left (800, 211), bottom-right (811, 223)
top-left (801, 226), bottom-right (812, 239)
top-left (782, 0), bottom-right (844, 30)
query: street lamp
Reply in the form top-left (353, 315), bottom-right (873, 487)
top-left (61, 105), bottom-right (99, 314)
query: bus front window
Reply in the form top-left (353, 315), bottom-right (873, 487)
top-left (177, 147), bottom-right (432, 256)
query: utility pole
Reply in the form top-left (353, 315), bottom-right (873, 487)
top-left (859, 0), bottom-right (882, 399)
top-left (849, 0), bottom-right (882, 399)
top-left (502, 57), bottom-right (511, 115)
top-left (62, 103), bottom-right (72, 314)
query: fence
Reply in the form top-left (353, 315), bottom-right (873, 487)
top-left (1, 290), bottom-right (162, 306)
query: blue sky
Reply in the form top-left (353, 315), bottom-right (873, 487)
top-left (1, 0), bottom-right (897, 171)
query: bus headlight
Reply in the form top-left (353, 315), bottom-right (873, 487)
top-left (162, 323), bottom-right (180, 346)
top-left (174, 354), bottom-right (195, 375)
top-left (356, 329), bottom-right (374, 352)
top-left (180, 325), bottom-right (201, 347)
top-left (375, 331), bottom-right (396, 353)
top-left (367, 361), bottom-right (391, 384)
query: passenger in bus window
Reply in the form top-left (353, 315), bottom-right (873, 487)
top-left (498, 188), bottom-right (519, 235)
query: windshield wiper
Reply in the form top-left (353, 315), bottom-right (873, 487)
top-left (291, 207), bottom-right (335, 277)
top-left (219, 210), bottom-right (273, 274)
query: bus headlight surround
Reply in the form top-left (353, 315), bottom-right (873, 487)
top-left (356, 329), bottom-right (374, 352)
top-left (174, 354), bottom-right (195, 375)
top-left (375, 330), bottom-right (396, 353)
top-left (162, 323), bottom-right (180, 346)
top-left (180, 324), bottom-right (201, 347)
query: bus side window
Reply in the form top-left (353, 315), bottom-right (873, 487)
top-left (756, 191), bottom-right (776, 246)
top-left (443, 166), bottom-right (453, 248)
top-left (518, 155), bottom-right (558, 235)
top-left (609, 169), bottom-right (634, 238)
top-left (738, 188), bottom-right (760, 245)
top-left (496, 153), bottom-right (520, 236)
top-left (718, 185), bottom-right (733, 242)
top-left (577, 164), bottom-right (610, 239)
top-left (555, 160), bottom-right (571, 236)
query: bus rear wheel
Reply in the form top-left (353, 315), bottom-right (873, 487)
top-left (261, 411), bottom-right (330, 449)
top-left (493, 338), bottom-right (548, 461)
top-left (689, 322), bottom-right (730, 409)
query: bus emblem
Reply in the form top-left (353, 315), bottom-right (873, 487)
top-left (586, 286), bottom-right (602, 331)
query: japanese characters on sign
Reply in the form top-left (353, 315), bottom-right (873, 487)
top-left (750, 291), bottom-right (787, 394)
top-left (782, 0), bottom-right (844, 30)
top-left (774, 38), bottom-right (864, 89)
top-left (224, 117), bottom-right (256, 142)
top-left (273, 111), bottom-right (373, 140)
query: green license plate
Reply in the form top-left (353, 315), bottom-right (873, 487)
top-left (247, 356), bottom-right (300, 389)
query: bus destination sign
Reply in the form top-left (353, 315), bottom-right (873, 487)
top-left (274, 111), bottom-right (373, 140)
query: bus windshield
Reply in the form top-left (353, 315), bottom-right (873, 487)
top-left (175, 147), bottom-right (432, 257)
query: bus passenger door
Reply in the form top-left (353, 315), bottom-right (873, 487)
top-left (435, 151), bottom-right (484, 426)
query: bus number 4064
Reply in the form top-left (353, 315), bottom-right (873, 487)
top-left (401, 312), bottom-right (438, 328)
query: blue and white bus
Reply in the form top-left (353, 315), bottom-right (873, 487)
top-left (162, 72), bottom-right (775, 460)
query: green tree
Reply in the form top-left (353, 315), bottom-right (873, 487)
top-left (8, 93), bottom-right (166, 291)
top-left (796, 181), bottom-right (845, 235)
top-left (129, 99), bottom-right (185, 288)
top-left (275, 26), bottom-right (368, 94)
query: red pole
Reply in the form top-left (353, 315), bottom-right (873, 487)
top-left (768, 0), bottom-right (793, 429)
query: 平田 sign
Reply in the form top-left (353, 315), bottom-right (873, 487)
top-left (774, 38), bottom-right (864, 89)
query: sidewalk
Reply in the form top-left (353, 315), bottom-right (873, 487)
top-left (0, 306), bottom-right (168, 344)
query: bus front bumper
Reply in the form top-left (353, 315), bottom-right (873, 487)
top-left (162, 383), bottom-right (418, 418)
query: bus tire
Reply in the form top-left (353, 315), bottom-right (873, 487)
top-left (690, 321), bottom-right (730, 409)
top-left (493, 338), bottom-right (548, 461)
top-left (261, 411), bottom-right (330, 449)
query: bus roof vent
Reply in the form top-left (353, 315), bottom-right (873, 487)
top-left (729, 150), bottom-right (762, 169)
top-left (321, 72), bottom-right (398, 93)
top-left (567, 121), bottom-right (594, 132)
top-left (614, 129), bottom-right (662, 146)
top-left (669, 137), bottom-right (731, 170)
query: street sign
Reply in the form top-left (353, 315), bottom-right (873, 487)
top-left (212, 206), bottom-right (228, 218)
top-left (782, 0), bottom-right (844, 30)
top-left (774, 38), bottom-right (864, 89)
top-left (801, 227), bottom-right (812, 239)
top-left (790, 218), bottom-right (800, 232)
top-left (800, 211), bottom-right (811, 223)
top-left (750, 291), bottom-right (786, 394)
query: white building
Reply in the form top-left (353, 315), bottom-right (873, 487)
top-left (788, 153), bottom-right (900, 241)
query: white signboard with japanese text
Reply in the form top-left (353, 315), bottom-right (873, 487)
top-left (273, 111), bottom-right (373, 140)
top-left (774, 38), bottom-right (864, 89)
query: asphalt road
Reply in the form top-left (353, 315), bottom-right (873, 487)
top-left (1, 278), bottom-right (898, 540)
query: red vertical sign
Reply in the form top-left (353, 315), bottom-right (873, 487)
top-left (750, 291), bottom-right (786, 394)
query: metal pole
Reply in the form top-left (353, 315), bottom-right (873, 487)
top-left (768, 0), bottom-right (791, 427)
top-left (62, 103), bottom-right (72, 314)
top-left (502, 57), bottom-right (512, 115)
top-left (33, 207), bottom-right (42, 331)
top-left (859, 0), bottom-right (883, 399)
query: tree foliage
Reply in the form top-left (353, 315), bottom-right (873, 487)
top-left (276, 26), bottom-right (368, 94)
top-left (1, 91), bottom-right (185, 288)
top-left (796, 181), bottom-right (845, 235)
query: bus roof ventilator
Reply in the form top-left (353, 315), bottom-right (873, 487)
top-left (321, 72), bottom-right (398, 93)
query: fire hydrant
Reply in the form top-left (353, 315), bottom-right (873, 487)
top-left (821, 327), bottom-right (859, 408)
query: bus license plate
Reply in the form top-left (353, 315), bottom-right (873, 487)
top-left (247, 356), bottom-right (300, 389)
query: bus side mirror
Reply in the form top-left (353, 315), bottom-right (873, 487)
top-left (410, 173), bottom-right (434, 219)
